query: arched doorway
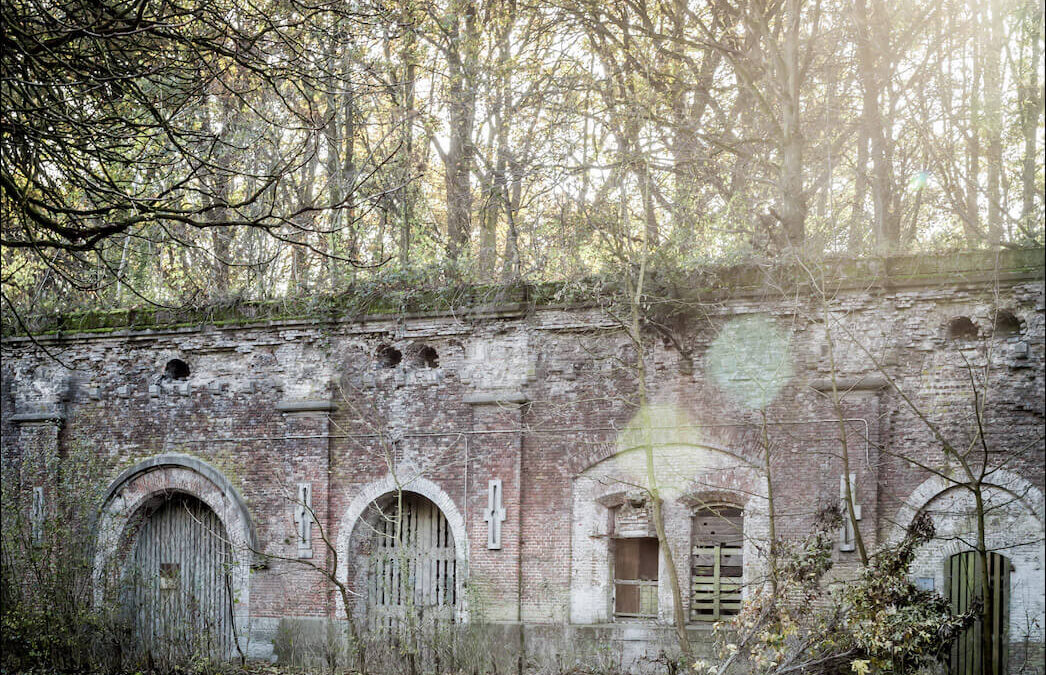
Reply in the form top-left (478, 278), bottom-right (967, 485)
top-left (121, 492), bottom-right (234, 661)
top-left (365, 492), bottom-right (458, 629)
top-left (948, 551), bottom-right (1011, 675)
top-left (94, 453), bottom-right (257, 660)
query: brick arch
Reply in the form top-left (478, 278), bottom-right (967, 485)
top-left (571, 439), bottom-right (754, 477)
top-left (93, 453), bottom-right (256, 655)
top-left (891, 469), bottom-right (1046, 643)
top-left (681, 489), bottom-right (750, 510)
top-left (889, 469), bottom-right (1045, 544)
top-left (335, 474), bottom-right (469, 622)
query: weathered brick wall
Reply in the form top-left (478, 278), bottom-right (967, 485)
top-left (2, 250), bottom-right (1043, 668)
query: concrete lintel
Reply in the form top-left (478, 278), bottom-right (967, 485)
top-left (276, 400), bottom-right (338, 414)
top-left (464, 390), bottom-right (528, 406)
top-left (11, 409), bottom-right (65, 424)
top-left (808, 374), bottom-right (889, 392)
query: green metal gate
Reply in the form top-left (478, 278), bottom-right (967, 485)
top-left (947, 550), bottom-right (1011, 675)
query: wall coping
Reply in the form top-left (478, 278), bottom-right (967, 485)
top-left (276, 400), bottom-right (338, 414)
top-left (3, 248), bottom-right (1042, 343)
top-left (11, 409), bottom-right (66, 424)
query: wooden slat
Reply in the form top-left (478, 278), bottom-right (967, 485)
top-left (368, 493), bottom-right (458, 626)
top-left (691, 509), bottom-right (744, 621)
top-left (124, 494), bottom-right (232, 660)
top-left (949, 551), bottom-right (1011, 675)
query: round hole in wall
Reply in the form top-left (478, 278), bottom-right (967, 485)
top-left (946, 316), bottom-right (978, 341)
top-left (376, 344), bottom-right (402, 368)
top-left (418, 345), bottom-right (439, 368)
top-left (164, 359), bottom-right (190, 380)
top-left (994, 310), bottom-right (1021, 339)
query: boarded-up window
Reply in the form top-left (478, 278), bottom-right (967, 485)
top-left (614, 537), bottom-right (658, 618)
top-left (691, 506), bottom-right (743, 621)
top-left (948, 551), bottom-right (1010, 675)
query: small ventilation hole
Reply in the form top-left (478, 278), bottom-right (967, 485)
top-left (164, 359), bottom-right (190, 380)
top-left (994, 311), bottom-right (1021, 339)
top-left (418, 345), bottom-right (439, 368)
top-left (946, 317), bottom-right (978, 341)
top-left (377, 344), bottom-right (402, 368)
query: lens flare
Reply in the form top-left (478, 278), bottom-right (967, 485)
top-left (705, 315), bottom-right (793, 410)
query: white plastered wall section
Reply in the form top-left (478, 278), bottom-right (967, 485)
top-left (890, 470), bottom-right (1046, 643)
top-left (569, 443), bottom-right (767, 625)
top-left (93, 454), bottom-right (258, 657)
top-left (334, 474), bottom-right (470, 623)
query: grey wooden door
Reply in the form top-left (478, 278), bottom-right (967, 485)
top-left (124, 492), bottom-right (233, 660)
top-left (368, 492), bottom-right (457, 629)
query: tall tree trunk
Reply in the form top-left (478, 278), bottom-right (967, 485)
top-left (443, 0), bottom-right (478, 264)
top-left (1018, 0), bottom-right (1043, 237)
top-left (501, 149), bottom-right (523, 281)
top-left (398, 14), bottom-right (418, 270)
top-left (965, 0), bottom-right (983, 244)
top-left (984, 0), bottom-right (1004, 244)
top-left (324, 31), bottom-right (357, 289)
top-left (778, 0), bottom-right (806, 249)
top-left (479, 5), bottom-right (512, 281)
top-left (852, 125), bottom-right (869, 252)
top-left (627, 251), bottom-right (691, 659)
top-left (856, 0), bottom-right (899, 251)
top-left (208, 171), bottom-right (231, 295)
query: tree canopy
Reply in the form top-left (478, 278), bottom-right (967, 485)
top-left (2, 0), bottom-right (1043, 319)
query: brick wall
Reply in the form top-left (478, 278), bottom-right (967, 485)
top-left (2, 250), bottom-right (1043, 668)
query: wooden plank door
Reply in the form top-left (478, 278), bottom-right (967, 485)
top-left (368, 493), bottom-right (457, 630)
top-left (691, 506), bottom-right (743, 621)
top-left (948, 551), bottom-right (1011, 675)
top-left (124, 493), bottom-right (233, 661)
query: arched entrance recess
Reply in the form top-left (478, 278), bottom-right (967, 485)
top-left (336, 476), bottom-right (468, 624)
top-left (569, 440), bottom-right (766, 625)
top-left (95, 454), bottom-right (257, 658)
top-left (890, 470), bottom-right (1045, 657)
top-left (366, 492), bottom-right (457, 627)
top-left (122, 492), bottom-right (234, 659)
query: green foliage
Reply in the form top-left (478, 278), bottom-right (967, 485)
top-left (0, 444), bottom-right (127, 673)
top-left (6, 248), bottom-right (1039, 338)
top-left (708, 510), bottom-right (970, 675)
top-left (842, 513), bottom-right (970, 673)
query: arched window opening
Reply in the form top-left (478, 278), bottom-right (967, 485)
top-left (948, 551), bottom-right (1011, 675)
top-left (164, 358), bottom-right (190, 380)
top-left (947, 317), bottom-right (979, 341)
top-left (367, 492), bottom-right (457, 629)
top-left (122, 492), bottom-right (233, 659)
top-left (691, 505), bottom-right (743, 621)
